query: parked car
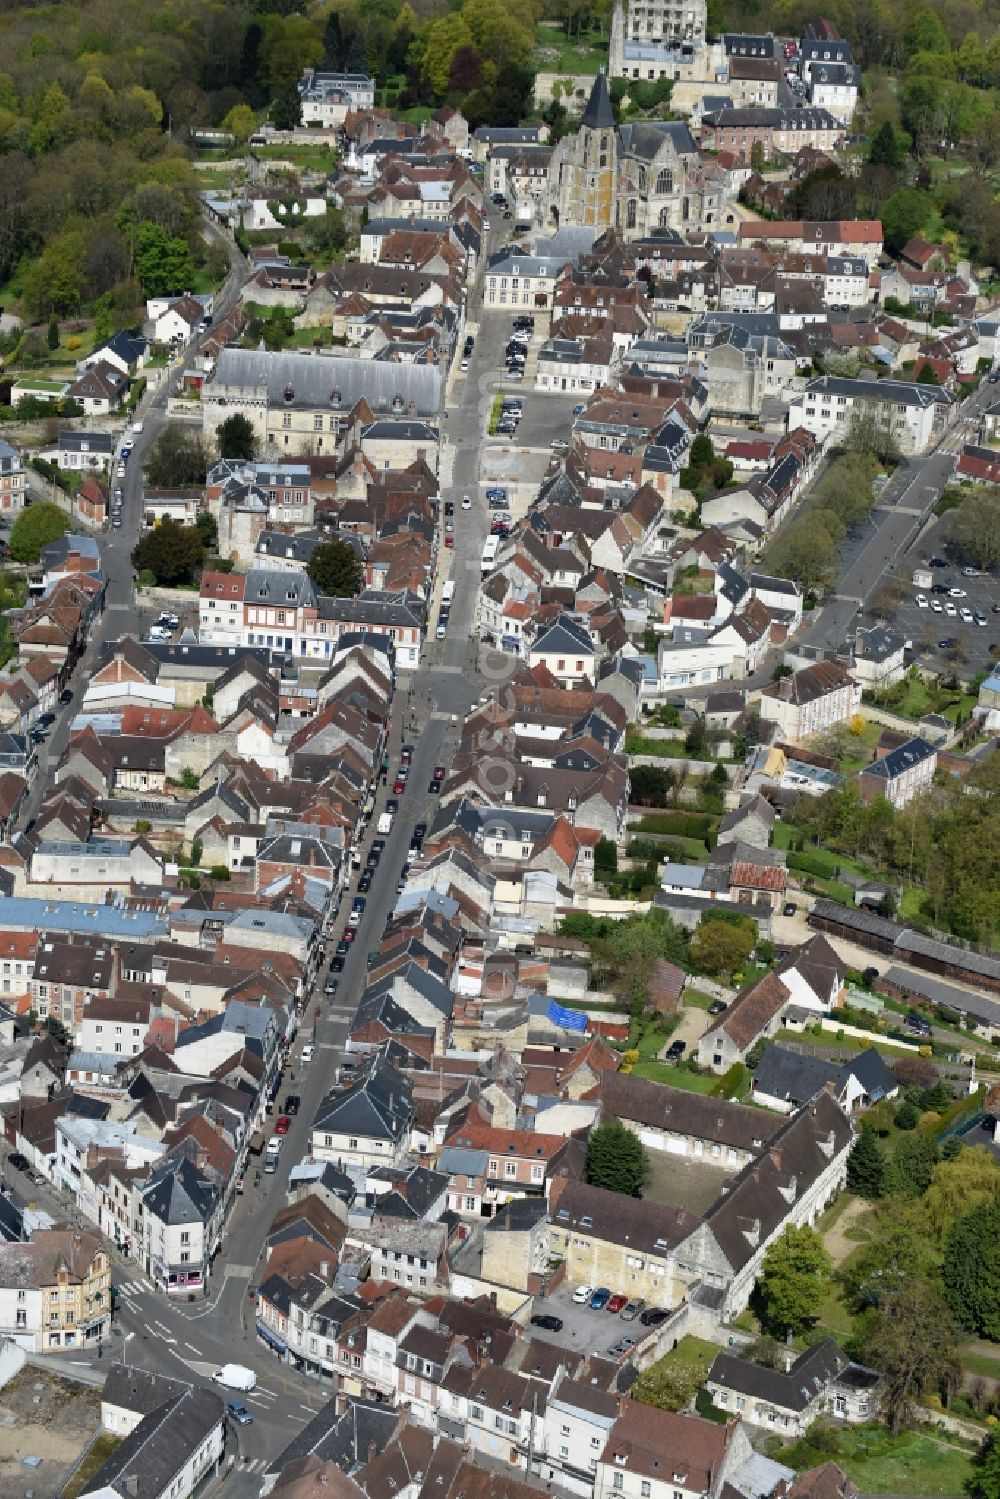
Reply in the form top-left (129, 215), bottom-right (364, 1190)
top-left (393, 778), bottom-right (406, 795)
top-left (428, 778), bottom-right (442, 793)
top-left (572, 1284), bottom-right (594, 1304)
top-left (905, 1009), bottom-right (932, 1037)
top-left (324, 974), bottom-right (339, 995)
top-left (620, 1300), bottom-right (644, 1321)
top-left (342, 928), bottom-right (355, 944)
top-left (589, 1287), bottom-right (612, 1310)
top-left (639, 1307), bottom-right (669, 1327)
top-left (283, 1095), bottom-right (300, 1115)
top-left (529, 1313), bottom-right (563, 1332)
top-left (708, 998), bottom-right (727, 1015)
top-left (59, 688), bottom-right (73, 705)
top-left (607, 1294), bottom-right (628, 1314)
top-left (273, 1115), bottom-right (291, 1135)
top-left (227, 1402), bottom-right (253, 1425)
top-left (358, 874), bottom-right (372, 895)
top-left (7, 1153), bottom-right (28, 1172)
top-left (301, 1044), bottom-right (314, 1063)
top-left (783, 902), bottom-right (797, 917)
top-left (665, 1039), bottom-right (685, 1061)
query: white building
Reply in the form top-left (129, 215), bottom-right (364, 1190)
top-left (807, 62), bottom-right (860, 122)
top-left (758, 660), bottom-right (861, 742)
top-left (788, 376), bottom-right (952, 455)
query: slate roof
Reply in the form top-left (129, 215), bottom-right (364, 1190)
top-left (313, 1057), bottom-right (412, 1142)
top-left (262, 1396), bottom-right (398, 1485)
top-left (142, 1153), bottom-right (218, 1227)
top-left (80, 1386), bottom-right (225, 1499)
top-left (602, 1071), bottom-right (783, 1151)
top-left (212, 348), bottom-right (441, 418)
top-left (551, 1179), bottom-right (701, 1253)
top-left (581, 71), bottom-right (615, 130)
top-left (707, 1338), bottom-right (848, 1411)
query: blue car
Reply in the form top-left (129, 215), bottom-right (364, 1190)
top-left (227, 1401), bottom-right (253, 1425)
top-left (590, 1287), bottom-right (612, 1310)
top-left (572, 403), bottom-right (585, 416)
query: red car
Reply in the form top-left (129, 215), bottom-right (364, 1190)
top-left (342, 928), bottom-right (356, 944)
top-left (274, 1115), bottom-right (291, 1135)
top-left (606, 1294), bottom-right (628, 1314)
top-left (393, 778), bottom-right (407, 795)
top-left (444, 535), bottom-right (454, 548)
top-left (433, 765), bottom-right (446, 780)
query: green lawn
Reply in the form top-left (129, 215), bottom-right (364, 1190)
top-left (866, 674), bottom-right (967, 723)
top-left (534, 21), bottom-right (606, 72)
top-left (836, 721), bottom-right (883, 774)
top-left (959, 1345), bottom-right (1000, 1381)
top-left (775, 1424), bottom-right (975, 1496)
top-left (634, 1335), bottom-right (719, 1402)
top-left (683, 989), bottom-right (716, 1010)
top-left (634, 1061), bottom-right (717, 1090)
top-left (254, 144), bottom-right (338, 173)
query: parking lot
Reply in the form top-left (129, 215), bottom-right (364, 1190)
top-left (523, 1284), bottom-right (669, 1360)
top-left (876, 514), bottom-right (999, 678)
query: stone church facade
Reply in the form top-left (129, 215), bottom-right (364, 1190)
top-left (544, 72), bottom-right (730, 239)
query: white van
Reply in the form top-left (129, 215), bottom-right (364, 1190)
top-left (442, 581), bottom-right (456, 605)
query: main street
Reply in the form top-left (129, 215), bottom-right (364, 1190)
top-left (1, 233), bottom-right (526, 1491)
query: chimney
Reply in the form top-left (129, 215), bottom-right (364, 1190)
top-left (126, 1478), bottom-right (139, 1498)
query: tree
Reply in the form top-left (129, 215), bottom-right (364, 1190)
top-left (869, 119), bottom-right (904, 172)
top-left (749, 139), bottom-right (765, 171)
top-left (216, 413), bottom-right (258, 462)
top-left (764, 518), bottom-right (839, 593)
top-left (924, 1147), bottom-right (1000, 1248)
top-left (221, 104), bottom-right (257, 144)
top-left (970, 1430), bottom-right (1000, 1499)
top-left (951, 486), bottom-right (1000, 572)
top-left (629, 764), bottom-right (676, 807)
top-left (195, 511), bottom-right (218, 551)
top-left (847, 1127), bottom-right (886, 1199)
top-left (584, 1120), bottom-right (648, 1197)
top-left (863, 1280), bottom-right (958, 1434)
top-left (894, 1099), bottom-right (921, 1130)
top-left (46, 316), bottom-right (59, 352)
top-left (690, 919), bottom-right (755, 980)
top-left (883, 1131), bottom-right (938, 1198)
top-left (307, 539), bottom-right (363, 598)
top-left (755, 1224), bottom-right (831, 1336)
top-left (942, 1198), bottom-right (1000, 1337)
top-left (144, 426), bottom-right (207, 489)
top-left (840, 1211), bottom-right (935, 1310)
top-left (846, 402), bottom-right (903, 468)
top-left (271, 83), bottom-right (302, 130)
top-left (633, 1356), bottom-right (703, 1412)
top-left (131, 519), bottom-right (204, 585)
top-left (9, 503), bottom-right (69, 564)
top-left (132, 223), bottom-right (194, 299)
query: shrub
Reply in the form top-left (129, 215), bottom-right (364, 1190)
top-left (209, 864), bottom-right (231, 881)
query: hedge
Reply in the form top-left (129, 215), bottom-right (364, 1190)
top-left (787, 849), bottom-right (840, 879)
top-left (711, 1062), bottom-right (748, 1099)
top-left (630, 811), bottom-right (719, 840)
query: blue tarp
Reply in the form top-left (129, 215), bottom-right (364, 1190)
top-left (547, 999), bottom-right (588, 1033)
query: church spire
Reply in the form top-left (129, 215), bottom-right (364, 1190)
top-left (580, 68), bottom-right (615, 130)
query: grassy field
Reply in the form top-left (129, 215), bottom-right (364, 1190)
top-left (254, 143), bottom-right (338, 172)
top-left (534, 20), bottom-right (606, 73)
top-left (634, 1059), bottom-right (717, 1089)
top-left (775, 1424), bottom-right (975, 1496)
top-left (634, 1335), bottom-right (719, 1403)
top-left (866, 674), bottom-right (971, 723)
top-left (683, 989), bottom-right (717, 1010)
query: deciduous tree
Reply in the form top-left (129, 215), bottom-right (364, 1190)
top-left (689, 919), bottom-right (755, 980)
top-left (863, 1280), bottom-right (958, 1434)
top-left (145, 426), bottom-right (208, 489)
top-left (755, 1224), bottom-right (831, 1336)
top-left (131, 519), bottom-right (204, 586)
top-left (9, 503), bottom-right (68, 563)
top-left (942, 1197), bottom-right (1000, 1336)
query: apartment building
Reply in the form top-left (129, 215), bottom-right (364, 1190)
top-left (759, 660), bottom-right (861, 742)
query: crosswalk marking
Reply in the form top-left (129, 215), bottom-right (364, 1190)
top-left (116, 1279), bottom-right (154, 1296)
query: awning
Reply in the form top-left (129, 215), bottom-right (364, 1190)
top-left (256, 1320), bottom-right (287, 1354)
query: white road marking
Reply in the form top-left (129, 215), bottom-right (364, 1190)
top-left (183, 1341), bottom-right (200, 1354)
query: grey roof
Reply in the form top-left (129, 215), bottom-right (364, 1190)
top-left (142, 1154), bottom-right (218, 1227)
top-left (723, 33), bottom-right (776, 56)
top-left (881, 964), bottom-right (1000, 1027)
top-left (804, 374), bottom-right (952, 409)
top-left (264, 1394), bottom-right (399, 1486)
top-left (80, 1386), bottom-right (224, 1499)
top-left (211, 347), bottom-right (441, 418)
top-left (581, 71), bottom-right (615, 130)
top-left (313, 1057), bottom-right (412, 1141)
top-left (532, 614), bottom-right (596, 657)
top-left (801, 37), bottom-right (854, 61)
top-left (861, 735), bottom-right (936, 782)
top-left (704, 106), bottom-right (842, 129)
top-left (753, 1044), bottom-right (841, 1106)
top-left (707, 1339), bottom-right (848, 1411)
top-left (484, 1196), bottom-right (548, 1232)
top-left (439, 1145), bottom-right (489, 1176)
top-left (58, 430), bottom-right (116, 453)
top-left (100, 1367), bottom-right (192, 1420)
top-left (618, 119), bottom-right (698, 159)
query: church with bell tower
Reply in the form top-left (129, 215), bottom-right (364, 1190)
top-left (547, 71), bottom-right (618, 229)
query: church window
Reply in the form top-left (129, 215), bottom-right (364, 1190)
top-left (626, 199), bottom-right (637, 228)
top-left (636, 166), bottom-right (646, 192)
top-left (656, 169), bottom-right (673, 194)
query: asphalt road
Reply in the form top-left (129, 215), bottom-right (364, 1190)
top-left (798, 380), bottom-right (999, 666)
top-left (1, 239), bottom-right (533, 1492)
top-left (19, 216), bottom-right (248, 830)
